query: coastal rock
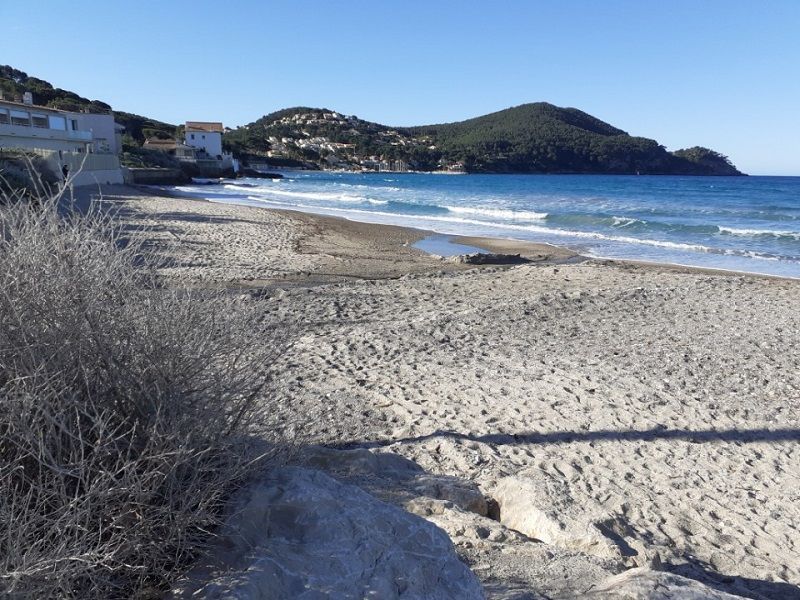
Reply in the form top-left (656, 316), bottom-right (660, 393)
top-left (303, 446), bottom-right (488, 515)
top-left (493, 471), bottom-right (621, 558)
top-left (302, 445), bottom-right (423, 476)
top-left (238, 167), bottom-right (283, 179)
top-left (412, 474), bottom-right (489, 516)
top-left (405, 497), bottom-right (527, 546)
top-left (172, 467), bottom-right (484, 599)
top-left (585, 568), bottom-right (750, 599)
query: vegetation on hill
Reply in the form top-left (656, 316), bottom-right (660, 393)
top-left (671, 146), bottom-right (740, 176)
top-left (225, 103), bottom-right (743, 175)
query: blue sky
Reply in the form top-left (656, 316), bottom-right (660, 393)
top-left (2, 1), bottom-right (798, 174)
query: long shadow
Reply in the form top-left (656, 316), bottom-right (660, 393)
top-left (668, 557), bottom-right (800, 600)
top-left (340, 426), bottom-right (800, 450)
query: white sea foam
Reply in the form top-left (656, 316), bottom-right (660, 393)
top-left (718, 226), bottom-right (800, 240)
top-left (236, 186), bottom-right (389, 205)
top-left (445, 206), bottom-right (548, 221)
top-left (240, 196), bottom-right (727, 254)
top-left (611, 216), bottom-right (645, 228)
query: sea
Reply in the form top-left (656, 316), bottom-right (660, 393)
top-left (168, 172), bottom-right (800, 279)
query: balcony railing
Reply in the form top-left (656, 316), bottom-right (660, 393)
top-left (67, 130), bottom-right (92, 141)
top-left (0, 122), bottom-right (92, 142)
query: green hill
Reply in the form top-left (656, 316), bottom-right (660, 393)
top-left (227, 103), bottom-right (743, 175)
top-left (0, 65), bottom-right (741, 175)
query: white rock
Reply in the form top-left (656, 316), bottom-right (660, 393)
top-left (492, 471), bottom-right (620, 558)
top-left (585, 567), bottom-right (750, 599)
top-left (172, 467), bottom-right (484, 599)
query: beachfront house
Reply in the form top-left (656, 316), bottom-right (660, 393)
top-left (0, 92), bottom-right (125, 185)
top-left (184, 121), bottom-right (224, 159)
top-left (183, 121), bottom-right (238, 174)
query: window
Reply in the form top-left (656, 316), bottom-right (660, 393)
top-left (0, 109), bottom-right (8, 125)
top-left (10, 110), bottom-right (30, 126)
top-left (31, 114), bottom-right (48, 128)
top-left (48, 115), bottom-right (66, 130)
top-left (70, 119), bottom-right (78, 131)
top-left (202, 134), bottom-right (205, 139)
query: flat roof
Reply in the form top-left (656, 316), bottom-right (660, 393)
top-left (0, 98), bottom-right (71, 114)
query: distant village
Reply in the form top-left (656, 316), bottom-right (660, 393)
top-left (242, 110), bottom-right (466, 174)
top-left (258, 110), bottom-right (411, 173)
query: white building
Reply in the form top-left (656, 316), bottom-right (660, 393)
top-left (0, 96), bottom-right (92, 153)
top-left (77, 113), bottom-right (124, 155)
top-left (184, 121), bottom-right (223, 158)
top-left (0, 93), bottom-right (124, 185)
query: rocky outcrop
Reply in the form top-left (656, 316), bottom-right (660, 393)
top-left (586, 568), bottom-right (749, 599)
top-left (172, 467), bottom-right (484, 599)
top-left (303, 445), bottom-right (488, 516)
top-left (493, 471), bottom-right (623, 559)
top-left (238, 167), bottom-right (283, 179)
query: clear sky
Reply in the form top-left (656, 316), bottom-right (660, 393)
top-left (2, 1), bottom-right (798, 174)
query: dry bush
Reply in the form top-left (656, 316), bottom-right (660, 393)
top-left (0, 183), bottom-right (285, 598)
top-left (0, 151), bottom-right (59, 201)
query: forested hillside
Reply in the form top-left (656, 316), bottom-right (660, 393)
top-left (226, 103), bottom-right (743, 175)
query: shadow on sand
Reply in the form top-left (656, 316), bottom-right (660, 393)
top-left (342, 426), bottom-right (800, 450)
top-left (338, 427), bottom-right (800, 599)
top-left (667, 557), bottom-right (800, 600)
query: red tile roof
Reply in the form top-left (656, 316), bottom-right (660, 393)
top-left (143, 138), bottom-right (179, 149)
top-left (185, 121), bottom-right (224, 133)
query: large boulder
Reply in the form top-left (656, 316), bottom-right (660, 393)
top-left (172, 467), bottom-right (484, 599)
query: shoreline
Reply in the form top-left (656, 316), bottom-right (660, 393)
top-left (129, 183), bottom-right (800, 283)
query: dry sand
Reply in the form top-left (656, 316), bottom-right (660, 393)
top-left (85, 186), bottom-right (800, 599)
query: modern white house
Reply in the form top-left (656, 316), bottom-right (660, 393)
top-left (184, 121), bottom-right (224, 158)
top-left (0, 93), bottom-right (125, 185)
top-left (0, 95), bottom-right (92, 153)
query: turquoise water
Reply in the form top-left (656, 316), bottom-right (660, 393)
top-left (170, 172), bottom-right (800, 278)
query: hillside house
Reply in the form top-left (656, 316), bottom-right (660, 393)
top-left (184, 121), bottom-right (223, 158)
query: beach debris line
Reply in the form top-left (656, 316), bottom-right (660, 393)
top-left (448, 252), bottom-right (531, 265)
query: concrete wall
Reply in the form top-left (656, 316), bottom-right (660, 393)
top-left (126, 167), bottom-right (188, 185)
top-left (35, 149), bottom-right (125, 187)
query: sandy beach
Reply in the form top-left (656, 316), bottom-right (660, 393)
top-left (83, 186), bottom-right (800, 599)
